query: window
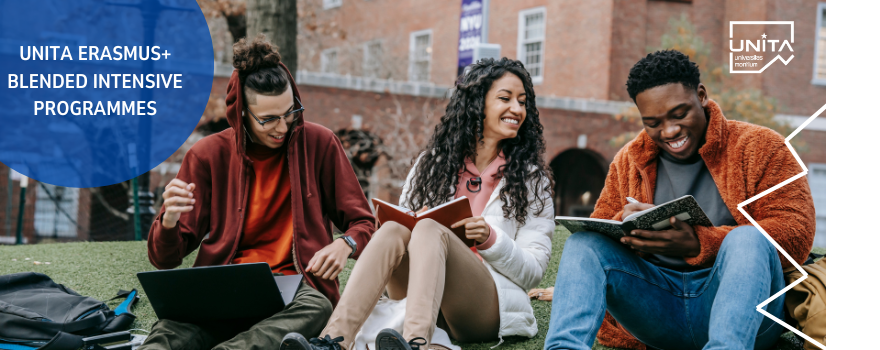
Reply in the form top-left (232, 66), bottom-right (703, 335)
top-left (812, 3), bottom-right (826, 85)
top-left (363, 41), bottom-right (383, 78)
top-left (34, 184), bottom-right (79, 238)
top-left (409, 30), bottom-right (433, 82)
top-left (518, 7), bottom-right (546, 84)
top-left (321, 48), bottom-right (338, 74)
top-left (808, 163), bottom-right (826, 247)
top-left (323, 0), bottom-right (342, 10)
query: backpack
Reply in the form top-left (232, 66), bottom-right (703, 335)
top-left (782, 252), bottom-right (827, 350)
top-left (0, 272), bottom-right (139, 350)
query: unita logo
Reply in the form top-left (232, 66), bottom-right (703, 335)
top-left (729, 21), bottom-right (794, 74)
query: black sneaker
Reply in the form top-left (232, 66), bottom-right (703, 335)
top-left (280, 333), bottom-right (344, 350)
top-left (375, 328), bottom-right (427, 350)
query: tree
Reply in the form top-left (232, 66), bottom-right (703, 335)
top-left (198, 0), bottom-right (247, 43)
top-left (246, 0), bottom-right (297, 72)
top-left (295, 1), bottom-right (412, 79)
top-left (368, 95), bottom-right (443, 199)
top-left (611, 15), bottom-right (802, 152)
top-left (335, 128), bottom-right (386, 199)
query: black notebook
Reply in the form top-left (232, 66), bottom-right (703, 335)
top-left (555, 195), bottom-right (713, 240)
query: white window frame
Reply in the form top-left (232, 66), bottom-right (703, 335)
top-left (808, 163), bottom-right (826, 247)
top-left (34, 184), bottom-right (79, 238)
top-left (517, 7), bottom-right (547, 85)
top-left (321, 48), bottom-right (339, 74)
top-left (811, 3), bottom-right (826, 86)
top-left (323, 0), bottom-right (342, 10)
top-left (808, 163), bottom-right (826, 216)
top-left (363, 40), bottom-right (383, 78)
top-left (408, 29), bottom-right (433, 82)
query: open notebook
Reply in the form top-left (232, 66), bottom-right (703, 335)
top-left (372, 197), bottom-right (476, 246)
top-left (555, 195), bottom-right (713, 240)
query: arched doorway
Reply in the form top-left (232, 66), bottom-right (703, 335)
top-left (550, 149), bottom-right (608, 217)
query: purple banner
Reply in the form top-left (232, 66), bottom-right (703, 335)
top-left (457, 0), bottom-right (483, 77)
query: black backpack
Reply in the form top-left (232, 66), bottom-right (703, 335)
top-left (0, 272), bottom-right (139, 350)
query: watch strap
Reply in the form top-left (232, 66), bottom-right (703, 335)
top-left (340, 235), bottom-right (357, 258)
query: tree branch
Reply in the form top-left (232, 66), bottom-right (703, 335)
top-left (89, 188), bottom-right (130, 221)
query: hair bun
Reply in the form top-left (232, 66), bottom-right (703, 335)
top-left (232, 34), bottom-right (282, 74)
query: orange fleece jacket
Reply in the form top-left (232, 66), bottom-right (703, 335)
top-left (590, 100), bottom-right (816, 349)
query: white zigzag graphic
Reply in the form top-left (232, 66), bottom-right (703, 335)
top-left (737, 104), bottom-right (826, 349)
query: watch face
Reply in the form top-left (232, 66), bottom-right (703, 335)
top-left (343, 236), bottom-right (356, 252)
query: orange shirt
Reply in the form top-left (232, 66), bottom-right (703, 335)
top-left (232, 142), bottom-right (297, 275)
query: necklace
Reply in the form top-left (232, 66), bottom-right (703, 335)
top-left (466, 152), bottom-right (499, 193)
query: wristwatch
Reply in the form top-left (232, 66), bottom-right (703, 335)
top-left (339, 235), bottom-right (357, 258)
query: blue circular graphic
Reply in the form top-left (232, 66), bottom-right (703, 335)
top-left (0, 0), bottom-right (214, 188)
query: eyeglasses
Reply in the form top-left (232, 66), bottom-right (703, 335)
top-left (245, 95), bottom-right (305, 130)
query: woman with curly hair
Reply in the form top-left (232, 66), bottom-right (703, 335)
top-left (281, 57), bottom-right (555, 350)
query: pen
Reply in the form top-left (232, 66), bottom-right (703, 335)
top-left (626, 197), bottom-right (640, 204)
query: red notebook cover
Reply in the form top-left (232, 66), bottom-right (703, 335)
top-left (371, 197), bottom-right (475, 246)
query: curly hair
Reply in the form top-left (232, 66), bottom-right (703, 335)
top-left (405, 57), bottom-right (553, 225)
top-left (232, 34), bottom-right (290, 105)
top-left (626, 49), bottom-right (701, 101)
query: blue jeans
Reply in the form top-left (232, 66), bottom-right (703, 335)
top-left (545, 226), bottom-right (786, 350)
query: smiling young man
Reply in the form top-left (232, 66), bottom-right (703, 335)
top-left (142, 36), bottom-right (375, 350)
top-left (544, 50), bottom-right (816, 350)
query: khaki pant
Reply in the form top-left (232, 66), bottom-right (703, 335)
top-left (322, 219), bottom-right (500, 349)
top-left (139, 284), bottom-right (332, 350)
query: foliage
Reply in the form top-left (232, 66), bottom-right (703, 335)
top-left (612, 15), bottom-right (803, 152)
top-left (369, 95), bottom-right (442, 197)
top-left (650, 15), bottom-right (714, 83)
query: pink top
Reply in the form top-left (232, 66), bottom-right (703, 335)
top-left (454, 152), bottom-right (506, 251)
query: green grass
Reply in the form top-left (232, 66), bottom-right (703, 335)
top-left (0, 227), bottom-right (812, 349)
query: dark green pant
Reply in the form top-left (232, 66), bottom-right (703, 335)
top-left (139, 284), bottom-right (332, 350)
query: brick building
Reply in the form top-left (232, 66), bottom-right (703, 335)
top-left (0, 0), bottom-right (827, 245)
top-left (279, 0), bottom-right (827, 241)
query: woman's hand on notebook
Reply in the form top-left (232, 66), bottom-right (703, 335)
top-left (416, 206), bottom-right (429, 215)
top-left (451, 217), bottom-right (491, 243)
top-left (621, 216), bottom-right (700, 257)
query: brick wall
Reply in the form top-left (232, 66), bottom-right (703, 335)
top-left (759, 0), bottom-right (826, 116)
top-left (488, 0), bottom-right (615, 99)
top-left (0, 165), bottom-right (38, 243)
top-left (288, 84), bottom-right (643, 167)
top-left (296, 0), bottom-right (826, 115)
top-left (298, 0), bottom-right (462, 84)
top-left (208, 77), bottom-right (821, 174)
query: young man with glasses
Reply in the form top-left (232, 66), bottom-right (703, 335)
top-left (142, 36), bottom-right (376, 350)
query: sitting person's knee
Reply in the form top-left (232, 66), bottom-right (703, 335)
top-left (413, 218), bottom-right (443, 231)
top-left (315, 294), bottom-right (334, 320)
top-left (294, 287), bottom-right (333, 319)
top-left (720, 226), bottom-right (774, 254)
top-left (372, 221), bottom-right (411, 242)
top-left (409, 219), bottom-right (449, 243)
top-left (316, 296), bottom-right (333, 322)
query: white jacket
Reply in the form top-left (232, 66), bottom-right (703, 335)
top-left (399, 158), bottom-right (555, 340)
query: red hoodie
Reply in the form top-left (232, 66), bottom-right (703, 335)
top-left (147, 64), bottom-right (376, 306)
